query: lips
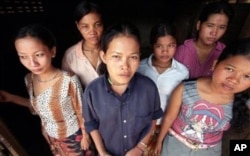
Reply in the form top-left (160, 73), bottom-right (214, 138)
top-left (207, 38), bottom-right (216, 42)
top-left (222, 83), bottom-right (234, 91)
top-left (31, 68), bottom-right (42, 73)
top-left (88, 36), bottom-right (99, 41)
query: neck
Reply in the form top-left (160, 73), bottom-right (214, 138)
top-left (82, 42), bottom-right (99, 52)
top-left (108, 77), bottom-right (128, 86)
top-left (35, 67), bottom-right (59, 83)
top-left (152, 57), bottom-right (172, 68)
top-left (195, 39), bottom-right (215, 50)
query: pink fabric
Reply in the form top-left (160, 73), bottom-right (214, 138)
top-left (61, 41), bottom-right (101, 87)
top-left (174, 39), bottom-right (225, 79)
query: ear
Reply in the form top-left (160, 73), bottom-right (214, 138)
top-left (75, 21), bottom-right (80, 31)
top-left (100, 50), bottom-right (107, 64)
top-left (211, 60), bottom-right (218, 71)
top-left (196, 21), bottom-right (201, 31)
top-left (51, 46), bottom-right (56, 58)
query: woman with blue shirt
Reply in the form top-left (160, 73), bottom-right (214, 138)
top-left (82, 23), bottom-right (163, 156)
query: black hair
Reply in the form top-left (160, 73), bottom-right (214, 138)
top-left (101, 22), bottom-right (141, 53)
top-left (149, 23), bottom-right (176, 47)
top-left (98, 23), bottom-right (141, 74)
top-left (74, 0), bottom-right (103, 23)
top-left (15, 24), bottom-right (56, 50)
top-left (193, 1), bottom-right (234, 39)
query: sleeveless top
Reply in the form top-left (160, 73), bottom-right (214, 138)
top-left (172, 80), bottom-right (233, 145)
top-left (25, 71), bottom-right (84, 139)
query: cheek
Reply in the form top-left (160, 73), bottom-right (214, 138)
top-left (217, 29), bottom-right (227, 37)
top-left (79, 30), bottom-right (87, 38)
top-left (131, 60), bottom-right (140, 69)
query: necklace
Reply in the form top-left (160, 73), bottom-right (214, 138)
top-left (108, 77), bottom-right (128, 86)
top-left (36, 70), bottom-right (59, 83)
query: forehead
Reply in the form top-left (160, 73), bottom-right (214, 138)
top-left (205, 13), bottom-right (229, 24)
top-left (107, 36), bottom-right (140, 54)
top-left (15, 36), bottom-right (43, 47)
top-left (221, 55), bottom-right (250, 72)
top-left (15, 37), bottom-right (47, 53)
top-left (79, 12), bottom-right (102, 24)
top-left (156, 35), bottom-right (176, 43)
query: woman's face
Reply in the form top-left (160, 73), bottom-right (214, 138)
top-left (15, 36), bottom-right (55, 75)
top-left (153, 35), bottom-right (176, 64)
top-left (196, 13), bottom-right (229, 46)
top-left (76, 12), bottom-right (103, 46)
top-left (212, 55), bottom-right (250, 95)
top-left (101, 35), bottom-right (140, 85)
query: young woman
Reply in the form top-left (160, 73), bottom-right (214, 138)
top-left (0, 24), bottom-right (92, 156)
top-left (82, 23), bottom-right (163, 156)
top-left (155, 38), bottom-right (250, 156)
top-left (62, 0), bottom-right (104, 86)
top-left (137, 23), bottom-right (189, 154)
top-left (174, 1), bottom-right (234, 79)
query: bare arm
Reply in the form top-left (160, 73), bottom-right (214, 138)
top-left (0, 90), bottom-right (30, 107)
top-left (154, 83), bottom-right (184, 155)
top-left (125, 120), bottom-right (157, 156)
top-left (90, 130), bottom-right (111, 156)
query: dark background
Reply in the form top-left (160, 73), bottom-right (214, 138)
top-left (0, 0), bottom-right (249, 155)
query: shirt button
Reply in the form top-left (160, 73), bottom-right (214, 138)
top-left (123, 120), bottom-right (127, 123)
top-left (124, 135), bottom-right (127, 138)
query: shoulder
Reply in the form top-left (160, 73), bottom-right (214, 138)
top-left (215, 41), bottom-right (226, 51)
top-left (62, 70), bottom-right (81, 83)
top-left (138, 57), bottom-right (151, 73)
top-left (85, 75), bottom-right (105, 90)
top-left (173, 59), bottom-right (189, 73)
top-left (135, 73), bottom-right (156, 86)
top-left (177, 39), bottom-right (195, 51)
top-left (63, 41), bottom-right (82, 57)
top-left (24, 73), bottom-right (32, 85)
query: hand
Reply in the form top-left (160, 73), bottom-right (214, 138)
top-left (125, 147), bottom-right (143, 156)
top-left (0, 90), bottom-right (13, 103)
top-left (153, 141), bottom-right (162, 156)
top-left (81, 133), bottom-right (91, 151)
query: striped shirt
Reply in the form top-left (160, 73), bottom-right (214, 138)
top-left (25, 71), bottom-right (84, 139)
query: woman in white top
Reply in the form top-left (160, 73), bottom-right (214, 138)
top-left (137, 23), bottom-right (189, 154)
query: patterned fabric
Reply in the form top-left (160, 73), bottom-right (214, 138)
top-left (24, 71), bottom-right (84, 139)
top-left (48, 129), bottom-right (96, 156)
top-left (172, 80), bottom-right (233, 145)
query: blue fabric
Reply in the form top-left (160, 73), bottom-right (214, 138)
top-left (82, 73), bottom-right (163, 156)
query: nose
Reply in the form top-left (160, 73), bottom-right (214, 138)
top-left (211, 27), bottom-right (218, 36)
top-left (121, 58), bottom-right (129, 70)
top-left (29, 57), bottom-right (38, 67)
top-left (89, 26), bottom-right (97, 34)
top-left (228, 73), bottom-right (240, 84)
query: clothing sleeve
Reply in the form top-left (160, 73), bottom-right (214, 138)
top-left (69, 75), bottom-right (86, 131)
top-left (174, 45), bottom-right (186, 63)
top-left (152, 83), bottom-right (164, 120)
top-left (61, 50), bottom-right (72, 72)
top-left (82, 87), bottom-right (99, 133)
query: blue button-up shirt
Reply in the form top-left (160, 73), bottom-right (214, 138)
top-left (83, 73), bottom-right (163, 156)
